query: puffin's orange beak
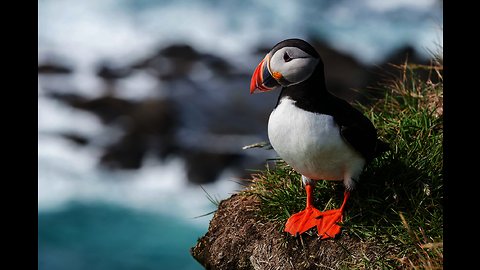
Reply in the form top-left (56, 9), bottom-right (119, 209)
top-left (250, 55), bottom-right (279, 94)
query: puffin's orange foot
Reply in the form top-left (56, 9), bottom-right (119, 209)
top-left (315, 208), bottom-right (344, 239)
top-left (284, 206), bottom-right (322, 236)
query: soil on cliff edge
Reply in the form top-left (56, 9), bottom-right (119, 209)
top-left (191, 194), bottom-right (392, 270)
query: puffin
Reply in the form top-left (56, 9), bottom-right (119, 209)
top-left (249, 38), bottom-right (387, 239)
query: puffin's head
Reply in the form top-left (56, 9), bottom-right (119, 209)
top-left (250, 38), bottom-right (321, 94)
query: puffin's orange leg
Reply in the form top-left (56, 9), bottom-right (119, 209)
top-left (315, 191), bottom-right (350, 239)
top-left (284, 184), bottom-right (322, 235)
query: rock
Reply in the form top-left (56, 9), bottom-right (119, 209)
top-left (60, 132), bottom-right (89, 146)
top-left (159, 44), bottom-right (201, 60)
top-left (50, 92), bottom-right (180, 170)
top-left (181, 150), bottom-right (243, 185)
top-left (131, 43), bottom-right (238, 81)
top-left (120, 98), bottom-right (179, 161)
top-left (192, 194), bottom-right (387, 270)
top-left (126, 99), bottom-right (177, 135)
top-left (96, 98), bottom-right (178, 170)
top-left (201, 53), bottom-right (234, 76)
top-left (96, 61), bottom-right (133, 80)
top-left (68, 96), bottom-right (136, 124)
top-left (48, 93), bottom-right (86, 105)
top-left (132, 43), bottom-right (201, 80)
top-left (100, 133), bottom-right (147, 170)
top-left (48, 94), bottom-right (137, 124)
top-left (38, 63), bottom-right (72, 74)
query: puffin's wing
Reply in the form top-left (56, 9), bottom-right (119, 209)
top-left (329, 96), bottom-right (380, 162)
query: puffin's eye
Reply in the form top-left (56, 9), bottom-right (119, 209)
top-left (283, 52), bottom-right (292, 62)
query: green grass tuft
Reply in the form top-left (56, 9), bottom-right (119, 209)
top-left (243, 60), bottom-right (443, 269)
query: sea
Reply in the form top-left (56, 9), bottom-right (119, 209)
top-left (38, 0), bottom-right (442, 269)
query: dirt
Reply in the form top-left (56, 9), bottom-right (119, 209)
top-left (191, 194), bottom-right (390, 270)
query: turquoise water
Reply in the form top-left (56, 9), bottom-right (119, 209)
top-left (38, 203), bottom-right (206, 270)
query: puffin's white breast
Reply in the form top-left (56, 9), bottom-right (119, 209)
top-left (268, 98), bottom-right (365, 182)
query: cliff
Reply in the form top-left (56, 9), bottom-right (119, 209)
top-left (191, 60), bottom-right (443, 269)
top-left (191, 193), bottom-right (386, 270)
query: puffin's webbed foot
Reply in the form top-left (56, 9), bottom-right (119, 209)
top-left (315, 209), bottom-right (344, 239)
top-left (284, 187), bottom-right (351, 239)
top-left (315, 191), bottom-right (350, 239)
top-left (284, 206), bottom-right (322, 236)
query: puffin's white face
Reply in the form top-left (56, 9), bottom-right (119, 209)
top-left (267, 47), bottom-right (319, 87)
top-left (250, 44), bottom-right (320, 94)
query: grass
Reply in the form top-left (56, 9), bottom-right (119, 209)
top-left (242, 58), bottom-right (443, 269)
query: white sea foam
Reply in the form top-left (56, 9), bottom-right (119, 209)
top-left (38, 0), bottom-right (442, 72)
top-left (365, 0), bottom-right (438, 12)
top-left (115, 71), bottom-right (165, 101)
top-left (38, 133), bottom-right (240, 228)
top-left (38, 97), bottom-right (102, 137)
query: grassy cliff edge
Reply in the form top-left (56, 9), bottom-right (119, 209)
top-left (192, 59), bottom-right (443, 269)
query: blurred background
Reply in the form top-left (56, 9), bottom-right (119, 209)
top-left (38, 0), bottom-right (442, 269)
